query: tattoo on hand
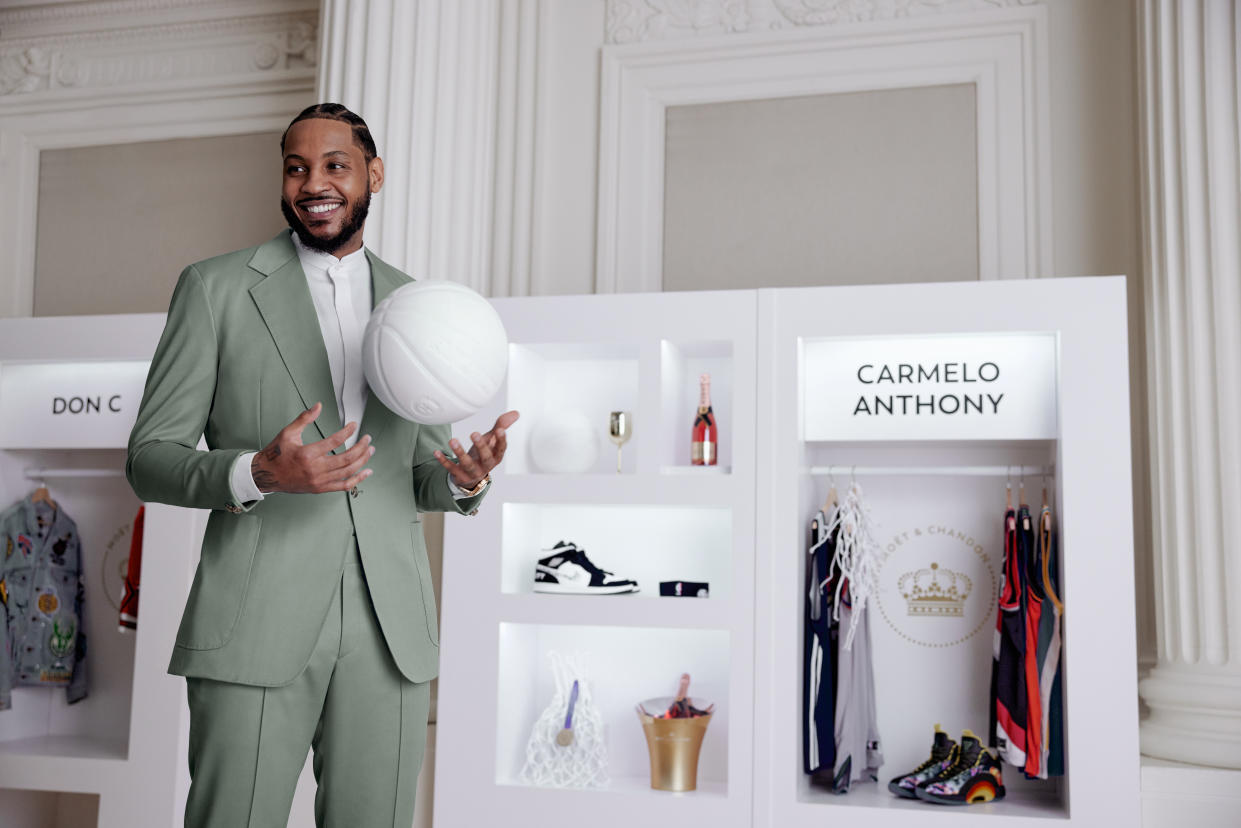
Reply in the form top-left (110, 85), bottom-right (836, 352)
top-left (263, 445), bottom-right (282, 461)
top-left (253, 470), bottom-right (278, 493)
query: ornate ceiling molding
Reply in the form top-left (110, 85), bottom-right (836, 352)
top-left (0, 0), bottom-right (315, 33)
top-left (605, 0), bottom-right (1043, 44)
top-left (0, 6), bottom-right (317, 100)
top-left (0, 1), bottom-right (206, 27)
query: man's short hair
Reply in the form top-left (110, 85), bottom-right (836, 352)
top-left (281, 103), bottom-right (379, 162)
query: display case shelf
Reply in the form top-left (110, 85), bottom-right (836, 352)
top-left (660, 339), bottom-right (732, 472)
top-left (506, 341), bottom-right (643, 476)
top-left (0, 788), bottom-right (99, 828)
top-left (479, 776), bottom-right (735, 828)
top-left (494, 472), bottom-right (739, 506)
top-left (501, 502), bottom-right (733, 601)
top-left (439, 290), bottom-right (758, 828)
top-left (499, 774), bottom-right (730, 798)
top-left (495, 594), bottom-right (729, 629)
top-left (659, 464), bottom-right (732, 475)
top-left (0, 448), bottom-right (140, 767)
top-left (0, 316), bottom-right (214, 828)
top-left (0, 732), bottom-right (127, 762)
top-left (795, 776), bottom-right (1065, 819)
top-left (755, 279), bottom-right (1138, 827)
top-left (493, 623), bottom-right (731, 788)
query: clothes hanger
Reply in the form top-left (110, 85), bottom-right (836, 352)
top-left (1006, 466), bottom-right (1013, 511)
top-left (30, 476), bottom-right (56, 509)
top-left (1018, 467), bottom-right (1026, 508)
top-left (823, 469), bottom-right (838, 512)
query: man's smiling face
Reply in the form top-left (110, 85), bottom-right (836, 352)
top-left (280, 117), bottom-right (383, 256)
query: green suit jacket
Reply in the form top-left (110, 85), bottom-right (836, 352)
top-left (126, 230), bottom-right (484, 686)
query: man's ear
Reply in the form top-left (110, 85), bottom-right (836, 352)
top-left (369, 156), bottom-right (385, 193)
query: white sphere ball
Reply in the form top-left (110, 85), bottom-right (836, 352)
top-left (363, 280), bottom-right (509, 424)
top-left (529, 411), bottom-right (599, 474)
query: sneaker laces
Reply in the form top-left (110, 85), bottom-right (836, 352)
top-left (562, 543), bottom-right (614, 579)
top-left (914, 743), bottom-right (956, 774)
top-left (546, 541), bottom-right (627, 582)
top-left (940, 742), bottom-right (983, 785)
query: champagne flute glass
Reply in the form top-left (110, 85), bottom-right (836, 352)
top-left (609, 411), bottom-right (632, 473)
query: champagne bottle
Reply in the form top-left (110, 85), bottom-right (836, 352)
top-left (691, 373), bottom-right (718, 466)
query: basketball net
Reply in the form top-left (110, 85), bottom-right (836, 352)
top-left (520, 651), bottom-right (610, 788)
top-left (826, 481), bottom-right (882, 651)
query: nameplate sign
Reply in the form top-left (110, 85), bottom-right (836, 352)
top-left (802, 333), bottom-right (1057, 441)
top-left (0, 361), bottom-right (150, 448)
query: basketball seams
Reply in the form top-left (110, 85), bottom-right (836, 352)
top-left (362, 281), bottom-right (508, 424)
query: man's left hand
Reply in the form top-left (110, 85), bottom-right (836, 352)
top-left (433, 410), bottom-right (520, 491)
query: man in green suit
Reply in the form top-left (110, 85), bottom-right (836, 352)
top-left (127, 103), bottom-right (518, 827)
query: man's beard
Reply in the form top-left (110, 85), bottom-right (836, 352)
top-left (281, 189), bottom-right (371, 255)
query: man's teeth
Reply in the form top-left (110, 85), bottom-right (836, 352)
top-left (306, 203), bottom-right (340, 214)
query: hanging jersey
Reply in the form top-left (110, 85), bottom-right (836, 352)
top-left (118, 506), bottom-right (144, 632)
top-left (1020, 505), bottom-right (1045, 777)
top-left (991, 506), bottom-right (1027, 767)
top-left (1034, 505), bottom-right (1064, 777)
top-left (832, 578), bottom-right (883, 793)
top-left (803, 507), bottom-right (838, 779)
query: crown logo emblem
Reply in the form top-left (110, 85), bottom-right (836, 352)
top-left (899, 562), bottom-right (972, 618)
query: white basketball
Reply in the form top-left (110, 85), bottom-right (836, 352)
top-left (363, 280), bottom-right (509, 425)
top-left (529, 411), bottom-right (599, 474)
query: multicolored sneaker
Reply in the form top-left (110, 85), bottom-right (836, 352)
top-left (887, 724), bottom-right (958, 799)
top-left (915, 729), bottom-right (1006, 806)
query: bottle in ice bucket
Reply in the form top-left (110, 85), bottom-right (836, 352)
top-left (636, 673), bottom-right (715, 792)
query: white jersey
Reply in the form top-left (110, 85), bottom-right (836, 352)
top-left (832, 589), bottom-right (882, 791)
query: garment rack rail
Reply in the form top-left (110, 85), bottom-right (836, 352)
top-left (806, 464), bottom-right (1054, 478)
top-left (23, 468), bottom-right (127, 479)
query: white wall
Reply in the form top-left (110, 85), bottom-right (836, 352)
top-left (35, 133), bottom-right (287, 316)
top-left (662, 84), bottom-right (979, 290)
top-left (522, 0), bottom-right (1153, 674)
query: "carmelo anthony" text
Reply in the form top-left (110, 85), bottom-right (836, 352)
top-left (852, 362), bottom-right (1004, 416)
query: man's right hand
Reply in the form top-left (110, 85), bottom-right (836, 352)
top-left (251, 402), bottom-right (375, 494)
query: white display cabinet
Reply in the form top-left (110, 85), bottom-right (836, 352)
top-left (0, 313), bottom-right (443, 828)
top-left (754, 278), bottom-right (1139, 826)
top-left (440, 278), bottom-right (1139, 828)
top-left (437, 291), bottom-right (758, 828)
top-left (0, 314), bottom-right (206, 828)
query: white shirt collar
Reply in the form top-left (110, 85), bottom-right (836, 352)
top-left (290, 231), bottom-right (369, 274)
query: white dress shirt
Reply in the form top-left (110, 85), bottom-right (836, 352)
top-left (229, 232), bottom-right (474, 504)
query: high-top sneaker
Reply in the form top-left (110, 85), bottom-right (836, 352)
top-left (915, 730), bottom-right (1006, 806)
top-left (887, 725), bottom-right (958, 799)
top-left (533, 541), bottom-right (639, 594)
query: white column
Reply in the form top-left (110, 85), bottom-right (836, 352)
top-left (316, 0), bottom-right (509, 295)
top-left (1137, 0), bottom-right (1241, 769)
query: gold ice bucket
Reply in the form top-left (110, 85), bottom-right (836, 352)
top-left (637, 698), bottom-right (713, 792)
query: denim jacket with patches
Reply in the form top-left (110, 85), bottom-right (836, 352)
top-left (0, 494), bottom-right (88, 710)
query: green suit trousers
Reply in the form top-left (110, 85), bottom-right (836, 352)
top-left (184, 541), bottom-right (429, 828)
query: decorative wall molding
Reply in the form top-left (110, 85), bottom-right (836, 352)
top-left (0, 0), bottom-right (315, 38)
top-left (596, 4), bottom-right (1053, 292)
top-left (605, 0), bottom-right (1043, 44)
top-left (0, 10), bottom-right (317, 104)
top-left (0, 0), bottom-right (207, 27)
top-left (0, 0), bottom-right (318, 316)
top-left (1136, 0), bottom-right (1241, 770)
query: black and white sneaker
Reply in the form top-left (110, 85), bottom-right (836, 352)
top-left (533, 541), bottom-right (639, 595)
